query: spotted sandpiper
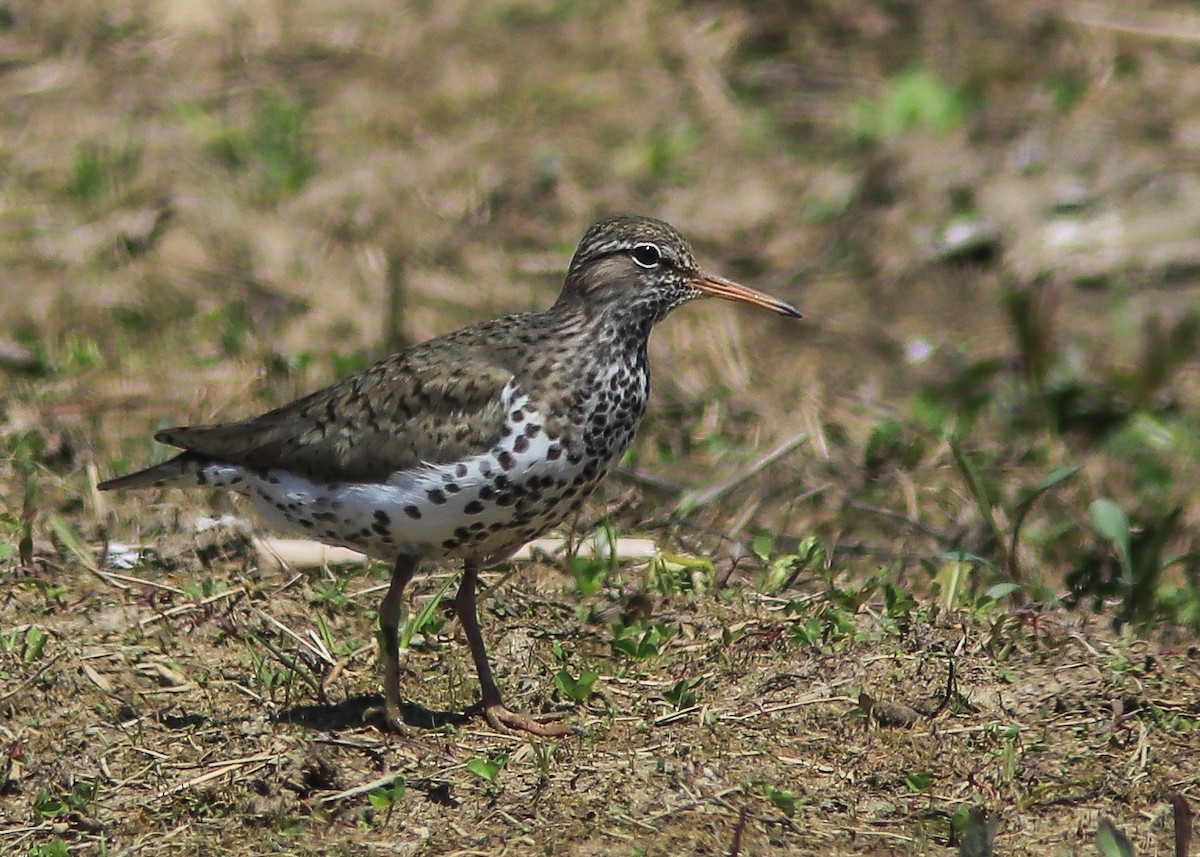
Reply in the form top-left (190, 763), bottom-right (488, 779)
top-left (100, 215), bottom-right (801, 736)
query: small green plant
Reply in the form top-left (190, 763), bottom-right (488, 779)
top-left (948, 435), bottom-right (1080, 595)
top-left (610, 620), bottom-right (677, 660)
top-left (398, 576), bottom-right (453, 652)
top-left (788, 616), bottom-right (823, 647)
top-left (763, 784), bottom-right (799, 817)
top-left (310, 576), bottom-right (351, 611)
top-left (569, 523), bottom-right (620, 596)
top-left (466, 753), bottom-right (507, 783)
top-left (553, 669), bottom-right (598, 704)
top-left (26, 839), bottom-right (70, 857)
top-left (32, 779), bottom-right (100, 819)
top-left (1095, 818), bottom-right (1136, 857)
top-left (19, 626), bottom-right (48, 663)
top-left (183, 575), bottom-right (227, 600)
top-left (644, 121), bottom-right (700, 184)
top-left (784, 597), bottom-right (856, 650)
top-left (530, 741), bottom-right (558, 781)
top-left (63, 138), bottom-right (140, 202)
top-left (646, 552), bottom-right (713, 595)
top-left (1068, 497), bottom-right (1190, 628)
top-left (315, 614), bottom-right (366, 658)
top-left (850, 68), bottom-right (972, 142)
top-left (904, 771), bottom-right (933, 793)
top-left (182, 89), bottom-right (315, 200)
top-left (663, 679), bottom-right (697, 710)
top-left (366, 776), bottom-right (407, 824)
top-left (863, 416), bottom-right (925, 479)
top-left (757, 535), bottom-right (826, 595)
top-left (569, 554), bottom-right (610, 597)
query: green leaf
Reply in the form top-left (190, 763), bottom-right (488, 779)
top-left (763, 785), bottom-right (798, 817)
top-left (663, 679), bottom-right (697, 709)
top-left (1096, 818), bottom-right (1136, 857)
top-left (982, 582), bottom-right (1020, 602)
top-left (1090, 498), bottom-right (1133, 581)
top-left (905, 771), bottom-right (933, 792)
top-left (466, 756), bottom-right (506, 782)
top-left (553, 669), bottom-right (598, 703)
top-left (751, 533), bottom-right (774, 562)
top-left (23, 625), bottom-right (48, 663)
top-left (400, 574), bottom-right (454, 649)
top-left (50, 517), bottom-right (100, 572)
top-left (366, 776), bottom-right (406, 809)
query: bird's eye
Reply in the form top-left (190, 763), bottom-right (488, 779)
top-left (630, 242), bottom-right (662, 269)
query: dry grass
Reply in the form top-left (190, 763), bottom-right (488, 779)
top-left (3, 1), bottom-right (1200, 854)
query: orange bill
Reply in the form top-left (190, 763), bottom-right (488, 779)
top-left (692, 272), bottom-right (802, 318)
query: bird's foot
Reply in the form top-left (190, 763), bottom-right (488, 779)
top-left (363, 701), bottom-right (409, 734)
top-left (476, 702), bottom-right (582, 737)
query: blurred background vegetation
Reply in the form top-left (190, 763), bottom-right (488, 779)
top-left (3, 0), bottom-right (1200, 634)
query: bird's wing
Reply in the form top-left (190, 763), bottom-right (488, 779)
top-left (155, 354), bottom-right (515, 482)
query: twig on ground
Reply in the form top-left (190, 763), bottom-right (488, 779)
top-left (0, 651), bottom-right (67, 703)
top-left (676, 431), bottom-right (808, 514)
top-left (137, 587), bottom-right (244, 628)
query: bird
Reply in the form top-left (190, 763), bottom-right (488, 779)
top-left (99, 215), bottom-right (802, 736)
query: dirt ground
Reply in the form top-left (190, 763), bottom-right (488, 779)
top-left (3, 2), bottom-right (1200, 855)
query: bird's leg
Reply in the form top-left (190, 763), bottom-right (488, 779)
top-left (374, 554), bottom-right (418, 732)
top-left (455, 558), bottom-right (577, 737)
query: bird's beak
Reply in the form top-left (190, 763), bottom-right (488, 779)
top-left (692, 272), bottom-right (803, 318)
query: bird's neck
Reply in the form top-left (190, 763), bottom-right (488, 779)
top-left (545, 298), bottom-right (655, 365)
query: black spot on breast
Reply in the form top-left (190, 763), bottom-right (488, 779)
top-left (479, 485), bottom-right (495, 501)
top-left (455, 463), bottom-right (468, 478)
top-left (444, 482), bottom-right (461, 494)
top-left (464, 500), bottom-right (485, 514)
top-left (513, 436), bottom-right (530, 453)
top-left (268, 475), bottom-right (281, 485)
top-left (546, 444), bottom-right (562, 461)
top-left (372, 521), bottom-right (389, 536)
top-left (374, 509), bottom-right (391, 525)
top-left (454, 526), bottom-right (470, 541)
top-left (299, 519), bottom-right (314, 528)
top-left (404, 504), bottom-right (422, 519)
top-left (442, 538), bottom-right (459, 549)
top-left (525, 423), bottom-right (541, 438)
top-left (511, 408), bottom-right (525, 423)
top-left (498, 451), bottom-right (515, 471)
top-left (426, 489), bottom-right (447, 505)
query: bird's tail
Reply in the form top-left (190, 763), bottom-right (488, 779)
top-left (98, 453), bottom-right (209, 491)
